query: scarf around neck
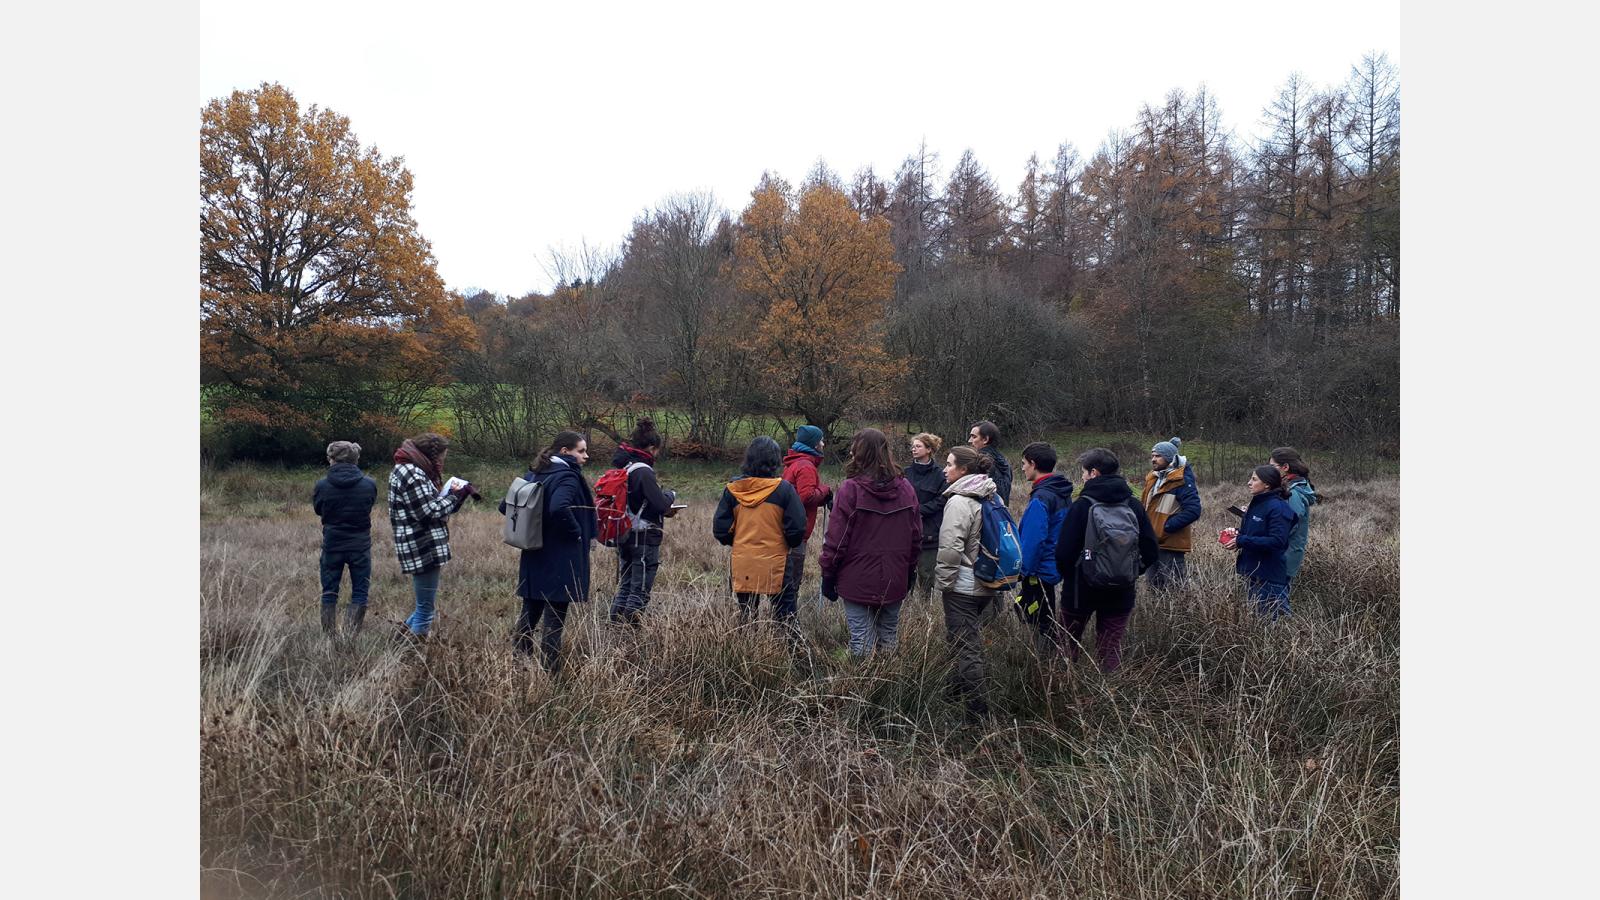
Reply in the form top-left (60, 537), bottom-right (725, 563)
top-left (393, 440), bottom-right (443, 488)
top-left (619, 442), bottom-right (656, 464)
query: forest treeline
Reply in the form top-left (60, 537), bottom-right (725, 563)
top-left (201, 53), bottom-right (1397, 464)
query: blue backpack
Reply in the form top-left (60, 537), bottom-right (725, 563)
top-left (973, 496), bottom-right (1023, 590)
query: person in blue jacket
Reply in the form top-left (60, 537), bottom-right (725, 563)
top-left (1228, 465), bottom-right (1299, 621)
top-left (500, 430), bottom-right (598, 673)
top-left (1015, 442), bottom-right (1073, 653)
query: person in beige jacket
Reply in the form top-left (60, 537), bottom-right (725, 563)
top-left (936, 445), bottom-right (1001, 717)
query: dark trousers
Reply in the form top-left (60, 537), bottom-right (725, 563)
top-left (914, 546), bottom-right (938, 601)
top-left (610, 539), bottom-right (661, 625)
top-left (514, 596), bottom-right (571, 672)
top-left (736, 592), bottom-right (795, 623)
top-left (1061, 608), bottom-right (1133, 673)
top-left (775, 540), bottom-right (808, 620)
top-left (319, 548), bottom-right (371, 607)
top-left (942, 590), bottom-right (998, 712)
top-left (1146, 549), bottom-right (1189, 591)
top-left (1248, 577), bottom-right (1291, 621)
top-left (1020, 577), bottom-right (1061, 652)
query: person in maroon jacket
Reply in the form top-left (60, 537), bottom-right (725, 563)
top-left (819, 428), bottom-right (922, 656)
top-left (778, 424), bottom-right (833, 622)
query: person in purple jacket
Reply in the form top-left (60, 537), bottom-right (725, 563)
top-left (1228, 465), bottom-right (1300, 620)
top-left (819, 428), bottom-right (923, 657)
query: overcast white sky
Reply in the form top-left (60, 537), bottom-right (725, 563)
top-left (199, 0), bottom-right (1399, 297)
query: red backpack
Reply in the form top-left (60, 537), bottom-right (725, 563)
top-left (595, 462), bottom-right (648, 546)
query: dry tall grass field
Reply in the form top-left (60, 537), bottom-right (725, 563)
top-left (201, 465), bottom-right (1398, 898)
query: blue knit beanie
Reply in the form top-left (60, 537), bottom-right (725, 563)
top-left (795, 425), bottom-right (824, 450)
top-left (1151, 437), bottom-right (1181, 465)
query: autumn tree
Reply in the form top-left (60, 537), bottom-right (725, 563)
top-left (734, 175), bottom-right (901, 441)
top-left (200, 82), bottom-right (474, 459)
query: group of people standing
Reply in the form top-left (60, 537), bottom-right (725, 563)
top-left (310, 419), bottom-right (1317, 713)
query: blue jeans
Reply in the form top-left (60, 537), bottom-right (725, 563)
top-left (406, 567), bottom-right (443, 635)
top-left (843, 600), bottom-right (903, 656)
top-left (609, 540), bottom-right (660, 625)
top-left (319, 548), bottom-right (371, 607)
top-left (1248, 577), bottom-right (1291, 621)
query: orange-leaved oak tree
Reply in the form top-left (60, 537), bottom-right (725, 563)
top-left (733, 175), bottom-right (901, 441)
top-left (200, 82), bottom-right (475, 459)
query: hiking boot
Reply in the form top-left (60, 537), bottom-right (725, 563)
top-left (344, 603), bottom-right (367, 636)
top-left (320, 604), bottom-right (337, 636)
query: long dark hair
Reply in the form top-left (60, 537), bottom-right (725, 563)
top-left (535, 430), bottom-right (586, 473)
top-left (1253, 464), bottom-right (1290, 499)
top-left (741, 436), bottom-right (783, 478)
top-left (845, 428), bottom-right (899, 482)
top-left (946, 445), bottom-right (992, 477)
top-left (1270, 446), bottom-right (1311, 479)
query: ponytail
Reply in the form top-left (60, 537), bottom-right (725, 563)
top-left (1270, 446), bottom-right (1311, 479)
top-left (1254, 464), bottom-right (1290, 500)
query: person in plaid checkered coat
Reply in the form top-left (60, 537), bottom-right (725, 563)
top-left (388, 432), bottom-right (475, 637)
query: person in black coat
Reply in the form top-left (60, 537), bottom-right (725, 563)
top-left (312, 440), bottom-right (378, 637)
top-left (1053, 448), bottom-right (1159, 673)
top-left (903, 432), bottom-right (948, 602)
top-left (968, 420), bottom-right (1013, 506)
top-left (500, 431), bottom-right (598, 673)
top-left (607, 418), bottom-right (679, 625)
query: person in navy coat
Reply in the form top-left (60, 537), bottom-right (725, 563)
top-left (1228, 465), bottom-right (1300, 620)
top-left (500, 431), bottom-right (598, 672)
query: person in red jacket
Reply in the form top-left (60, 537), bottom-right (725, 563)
top-left (778, 424), bottom-right (833, 623)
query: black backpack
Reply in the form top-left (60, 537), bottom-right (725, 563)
top-left (1080, 498), bottom-right (1141, 588)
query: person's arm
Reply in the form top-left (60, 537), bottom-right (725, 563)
top-left (712, 488), bottom-right (737, 546)
top-left (544, 474), bottom-right (584, 541)
top-left (634, 466), bottom-right (674, 519)
top-left (779, 482), bottom-right (807, 548)
top-left (793, 462), bottom-right (823, 511)
top-left (1055, 500), bottom-right (1087, 581)
top-left (312, 480), bottom-right (325, 517)
top-left (819, 481), bottom-right (855, 580)
top-left (1018, 499), bottom-right (1046, 577)
top-left (935, 496), bottom-right (970, 587)
top-left (1236, 504), bottom-right (1293, 553)
top-left (1133, 499), bottom-right (1160, 572)
top-left (919, 490), bottom-right (947, 520)
top-left (403, 468), bottom-right (464, 524)
top-left (1164, 477), bottom-right (1203, 534)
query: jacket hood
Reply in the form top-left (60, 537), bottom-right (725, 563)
top-left (851, 475), bottom-right (916, 512)
top-left (1288, 478), bottom-right (1319, 504)
top-left (728, 476), bottom-right (781, 507)
top-left (1080, 475), bottom-right (1134, 504)
top-left (944, 473), bottom-right (996, 500)
top-left (1030, 472), bottom-right (1074, 503)
top-left (783, 448), bottom-right (821, 467)
top-left (326, 462), bottom-right (366, 487)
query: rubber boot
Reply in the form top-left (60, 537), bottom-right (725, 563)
top-left (320, 604), bottom-right (337, 636)
top-left (345, 603), bottom-right (367, 636)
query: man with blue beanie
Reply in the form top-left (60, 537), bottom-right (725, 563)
top-left (1140, 436), bottom-right (1202, 590)
top-left (778, 425), bottom-right (833, 623)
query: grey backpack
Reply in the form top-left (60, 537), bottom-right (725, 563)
top-left (1081, 497), bottom-right (1141, 588)
top-left (501, 475), bottom-right (546, 551)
